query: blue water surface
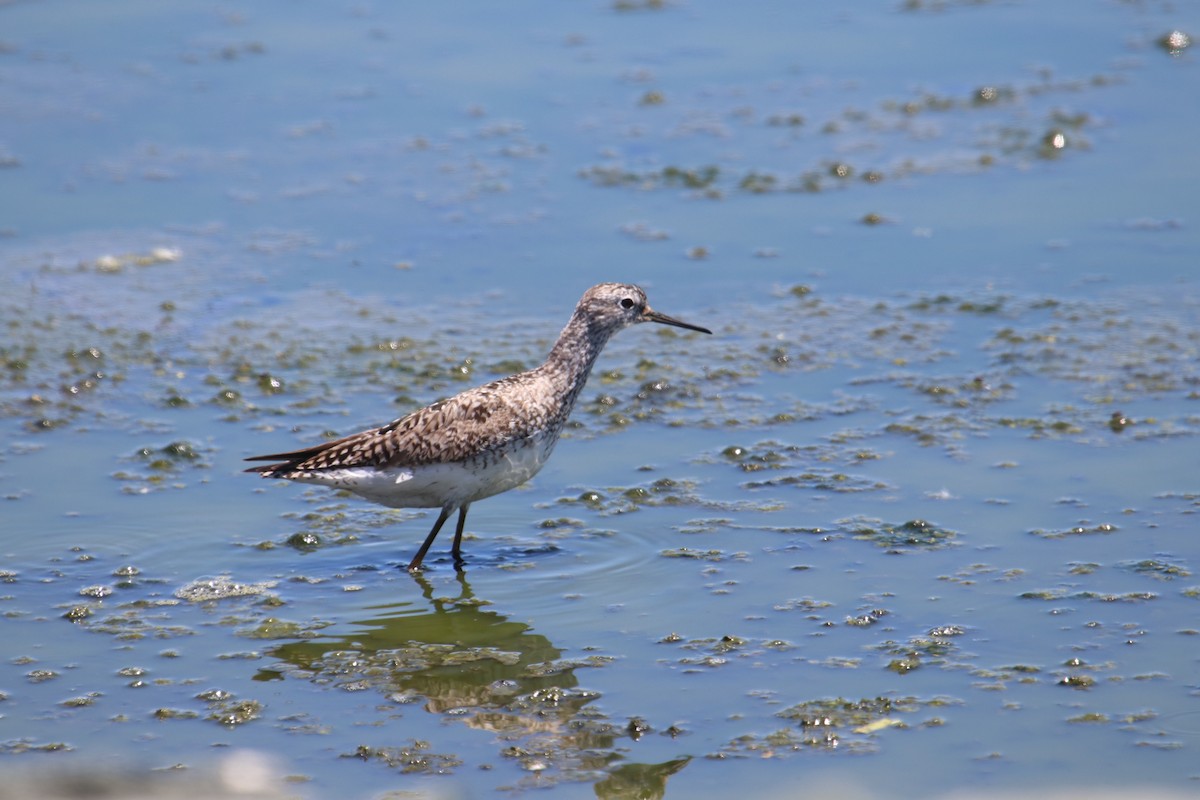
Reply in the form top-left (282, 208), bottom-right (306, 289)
top-left (2, 2), bottom-right (1199, 798)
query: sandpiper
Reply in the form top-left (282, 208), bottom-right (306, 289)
top-left (245, 282), bottom-right (711, 571)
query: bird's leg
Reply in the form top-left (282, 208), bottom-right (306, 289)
top-left (451, 503), bottom-right (471, 571)
top-left (407, 505), bottom-right (454, 572)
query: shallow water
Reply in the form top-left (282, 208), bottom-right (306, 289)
top-left (2, 2), bottom-right (1200, 798)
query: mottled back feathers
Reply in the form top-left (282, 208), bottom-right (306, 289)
top-left (244, 371), bottom-right (564, 477)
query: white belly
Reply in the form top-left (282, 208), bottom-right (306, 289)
top-left (288, 431), bottom-right (559, 509)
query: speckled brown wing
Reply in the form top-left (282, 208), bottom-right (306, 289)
top-left (244, 373), bottom-right (557, 476)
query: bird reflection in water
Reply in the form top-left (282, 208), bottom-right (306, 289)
top-left (263, 572), bottom-right (690, 796)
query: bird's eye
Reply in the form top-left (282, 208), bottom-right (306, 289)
top-left (620, 297), bottom-right (635, 309)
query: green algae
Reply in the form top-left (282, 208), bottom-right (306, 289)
top-left (660, 547), bottom-right (732, 561)
top-left (772, 597), bottom-right (834, 613)
top-left (207, 697), bottom-right (265, 727)
top-left (1118, 559), bottom-right (1191, 581)
top-left (581, 67), bottom-right (1111, 200)
top-left (1029, 523), bottom-right (1118, 539)
top-left (175, 577), bottom-right (278, 603)
top-left (553, 478), bottom-right (781, 516)
top-left (25, 669), bottom-right (59, 683)
top-left (152, 707), bottom-right (200, 720)
top-left (1019, 589), bottom-right (1158, 603)
top-left (714, 695), bottom-right (951, 757)
top-left (348, 742), bottom-right (463, 775)
top-left (872, 628), bottom-right (967, 675)
top-left (79, 608), bottom-right (197, 640)
top-left (285, 532), bottom-right (322, 550)
top-left (742, 469), bottom-right (890, 493)
top-left (0, 740), bottom-right (72, 754)
top-left (846, 518), bottom-right (957, 550)
top-left (237, 617), bottom-right (326, 640)
top-left (886, 657), bottom-right (920, 674)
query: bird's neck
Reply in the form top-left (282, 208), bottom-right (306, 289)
top-left (541, 310), bottom-right (614, 407)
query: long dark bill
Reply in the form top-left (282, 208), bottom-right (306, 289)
top-left (643, 308), bottom-right (712, 335)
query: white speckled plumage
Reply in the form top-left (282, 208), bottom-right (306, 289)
top-left (245, 282), bottom-right (711, 570)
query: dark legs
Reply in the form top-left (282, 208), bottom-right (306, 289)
top-left (406, 503), bottom-right (471, 572)
top-left (451, 503), bottom-right (471, 568)
top-left (407, 505), bottom-right (452, 572)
